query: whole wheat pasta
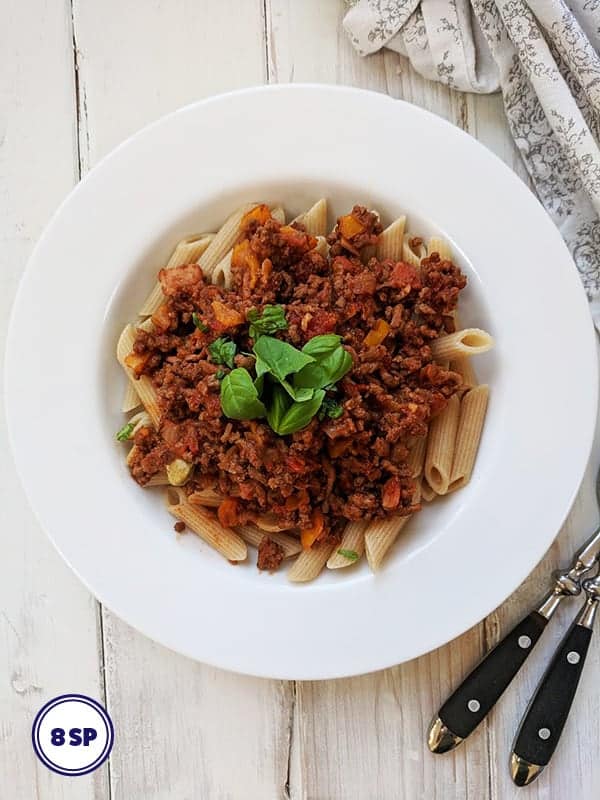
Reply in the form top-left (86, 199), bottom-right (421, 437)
top-left (424, 394), bottom-right (461, 494)
top-left (327, 520), bottom-right (368, 569)
top-left (293, 198), bottom-right (327, 236)
top-left (235, 525), bottom-right (302, 559)
top-left (427, 235), bottom-right (452, 260)
top-left (314, 236), bottom-right (329, 257)
top-left (402, 233), bottom-right (427, 266)
top-left (432, 328), bottom-right (494, 361)
top-left (364, 514), bottom-right (412, 572)
top-left (145, 471), bottom-right (169, 487)
top-left (197, 203), bottom-right (261, 279)
top-left (376, 215), bottom-right (406, 260)
top-left (121, 381), bottom-right (142, 413)
top-left (188, 487), bottom-right (223, 507)
top-left (449, 385), bottom-right (490, 492)
top-left (450, 356), bottom-right (478, 394)
top-left (165, 488), bottom-right (247, 561)
top-left (116, 324), bottom-right (161, 427)
top-left (288, 541), bottom-right (336, 582)
top-left (421, 478), bottom-right (436, 502)
top-left (139, 233), bottom-right (215, 317)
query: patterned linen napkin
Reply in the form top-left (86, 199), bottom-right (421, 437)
top-left (343, 0), bottom-right (600, 306)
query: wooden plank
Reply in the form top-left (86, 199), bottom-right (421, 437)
top-left (71, 2), bottom-right (294, 798)
top-left (266, 2), bottom-right (491, 798)
top-left (0, 1), bottom-right (108, 798)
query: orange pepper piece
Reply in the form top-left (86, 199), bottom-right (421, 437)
top-left (217, 497), bottom-right (240, 528)
top-left (211, 300), bottom-right (244, 328)
top-left (364, 319), bottom-right (390, 347)
top-left (240, 204), bottom-right (272, 230)
top-left (124, 351), bottom-right (150, 377)
top-left (338, 213), bottom-right (365, 239)
top-left (300, 509), bottom-right (324, 549)
top-left (231, 240), bottom-right (261, 289)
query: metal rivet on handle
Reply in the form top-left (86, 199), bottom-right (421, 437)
top-left (538, 728), bottom-right (551, 740)
top-left (518, 635), bottom-right (532, 649)
top-left (567, 651), bottom-right (580, 665)
top-left (467, 699), bottom-right (480, 713)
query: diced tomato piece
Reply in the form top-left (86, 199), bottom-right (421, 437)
top-left (218, 498), bottom-right (241, 528)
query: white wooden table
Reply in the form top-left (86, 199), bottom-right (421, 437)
top-left (2, 2), bottom-right (600, 798)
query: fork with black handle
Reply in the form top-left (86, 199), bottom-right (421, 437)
top-left (427, 524), bottom-right (600, 755)
top-left (509, 570), bottom-right (600, 786)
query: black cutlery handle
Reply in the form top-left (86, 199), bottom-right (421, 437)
top-left (512, 622), bottom-right (592, 780)
top-left (434, 612), bottom-right (548, 746)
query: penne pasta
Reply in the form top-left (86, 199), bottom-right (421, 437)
top-left (293, 198), bottom-right (327, 236)
top-left (288, 540), bottom-right (336, 582)
top-left (165, 488), bottom-right (247, 561)
top-left (314, 236), bottom-right (329, 257)
top-left (271, 206), bottom-right (286, 225)
top-left (121, 381), bottom-right (142, 413)
top-left (198, 203), bottom-right (260, 278)
top-left (448, 385), bottom-right (490, 492)
top-left (188, 487), bottom-right (223, 507)
top-left (432, 328), bottom-right (494, 362)
top-left (145, 471), bottom-right (169, 487)
top-left (420, 478), bottom-right (436, 502)
top-left (408, 435), bottom-right (427, 478)
top-left (211, 250), bottom-right (232, 289)
top-left (450, 356), bottom-right (478, 394)
top-left (235, 525), bottom-right (302, 559)
top-left (427, 235), bottom-right (452, 260)
top-left (376, 215), bottom-right (406, 260)
top-left (139, 233), bottom-right (215, 317)
top-left (116, 324), bottom-right (161, 427)
top-left (424, 394), bottom-right (461, 495)
top-left (364, 514), bottom-right (412, 572)
top-left (402, 233), bottom-right (427, 266)
top-left (327, 520), bottom-right (368, 569)
top-left (252, 513), bottom-right (291, 532)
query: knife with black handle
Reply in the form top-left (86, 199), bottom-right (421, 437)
top-left (427, 525), bottom-right (600, 755)
top-left (510, 572), bottom-right (600, 786)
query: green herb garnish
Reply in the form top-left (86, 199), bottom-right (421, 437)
top-left (337, 549), bottom-right (359, 562)
top-left (247, 305), bottom-right (288, 340)
top-left (253, 336), bottom-right (315, 383)
top-left (219, 332), bottom-right (353, 436)
top-left (319, 397), bottom-right (344, 420)
top-left (116, 422), bottom-right (135, 442)
top-left (192, 312), bottom-right (210, 333)
top-left (208, 337), bottom-right (237, 369)
top-left (215, 370), bottom-right (226, 380)
top-left (220, 368), bottom-right (267, 420)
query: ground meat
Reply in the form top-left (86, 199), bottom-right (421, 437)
top-left (173, 521), bottom-right (186, 533)
top-left (257, 536), bottom-right (285, 571)
top-left (125, 204), bottom-right (467, 563)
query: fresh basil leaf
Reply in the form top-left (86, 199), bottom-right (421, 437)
top-left (208, 337), bottom-right (237, 369)
top-left (301, 334), bottom-right (342, 359)
top-left (215, 370), bottom-right (226, 381)
top-left (115, 422), bottom-right (135, 442)
top-left (294, 346), bottom-right (352, 389)
top-left (192, 312), bottom-right (210, 333)
top-left (337, 549), bottom-right (359, 562)
top-left (253, 336), bottom-right (315, 382)
top-left (275, 389), bottom-right (325, 435)
top-left (280, 380), bottom-right (315, 403)
top-left (319, 396), bottom-right (344, 420)
top-left (247, 304), bottom-right (288, 340)
top-left (220, 368), bottom-right (267, 420)
top-left (266, 385), bottom-right (292, 433)
top-left (254, 373), bottom-right (265, 395)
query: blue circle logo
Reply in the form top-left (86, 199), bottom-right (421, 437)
top-left (31, 694), bottom-right (114, 776)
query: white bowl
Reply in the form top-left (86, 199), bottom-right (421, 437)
top-left (5, 85), bottom-right (597, 678)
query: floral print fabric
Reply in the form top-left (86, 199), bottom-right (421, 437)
top-left (344, 0), bottom-right (600, 303)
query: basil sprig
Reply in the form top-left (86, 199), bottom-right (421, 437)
top-left (247, 304), bottom-right (288, 340)
top-left (220, 368), bottom-right (267, 420)
top-left (208, 337), bottom-right (237, 369)
top-left (192, 312), bottom-right (210, 333)
top-left (219, 333), bottom-right (352, 436)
